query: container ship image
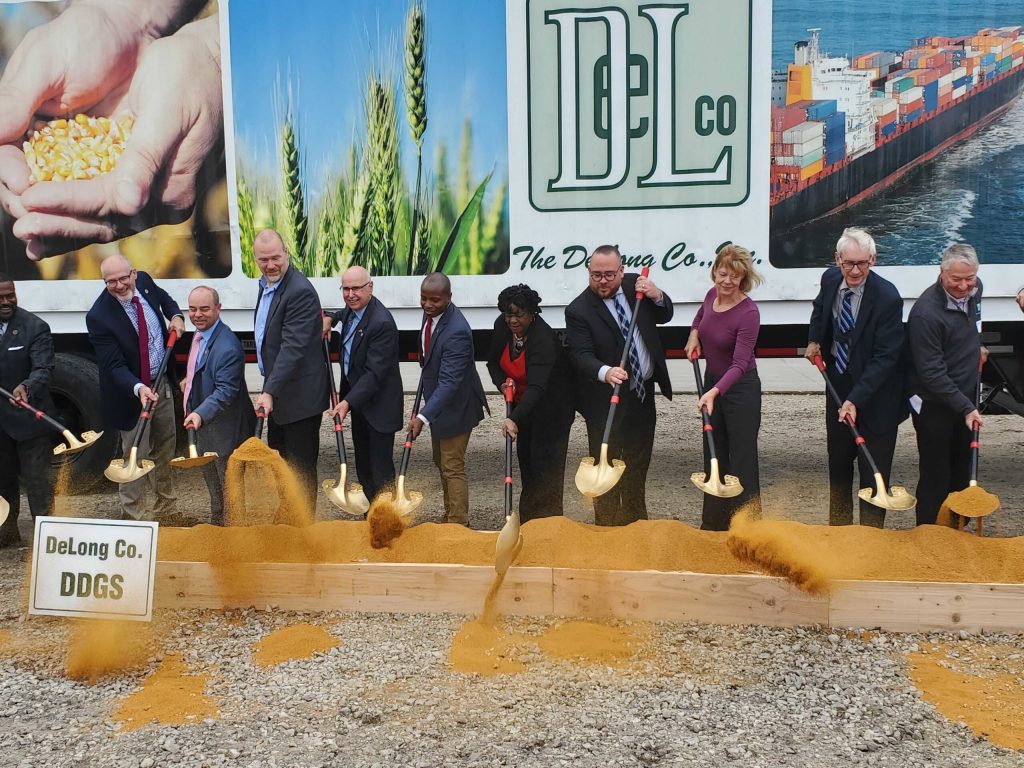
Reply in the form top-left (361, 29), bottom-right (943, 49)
top-left (770, 26), bottom-right (1024, 232)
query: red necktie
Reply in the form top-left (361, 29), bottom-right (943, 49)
top-left (423, 317), bottom-right (432, 361)
top-left (132, 296), bottom-right (151, 387)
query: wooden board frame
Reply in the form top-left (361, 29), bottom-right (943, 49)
top-left (155, 561), bottom-right (1024, 633)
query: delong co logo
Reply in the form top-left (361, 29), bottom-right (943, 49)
top-left (526, 0), bottom-right (752, 211)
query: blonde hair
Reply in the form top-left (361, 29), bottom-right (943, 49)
top-left (711, 244), bottom-right (763, 294)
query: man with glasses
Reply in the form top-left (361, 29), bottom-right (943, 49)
top-left (806, 228), bottom-right (906, 528)
top-left (323, 266), bottom-right (402, 506)
top-left (565, 245), bottom-right (673, 525)
top-left (907, 243), bottom-right (985, 526)
top-left (86, 254), bottom-right (185, 522)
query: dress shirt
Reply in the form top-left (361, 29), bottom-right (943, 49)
top-left (255, 276), bottom-right (281, 376)
top-left (119, 290), bottom-right (166, 396)
top-left (829, 281), bottom-right (865, 362)
top-left (342, 308), bottom-right (364, 377)
top-left (595, 289), bottom-right (659, 384)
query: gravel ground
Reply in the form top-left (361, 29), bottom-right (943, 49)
top-left (1, 393), bottom-right (1023, 767)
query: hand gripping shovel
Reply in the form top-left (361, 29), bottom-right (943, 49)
top-left (812, 355), bottom-right (915, 511)
top-left (494, 379), bottom-right (523, 577)
top-left (104, 329), bottom-right (178, 483)
top-left (575, 267), bottom-right (649, 498)
top-left (390, 378), bottom-right (426, 520)
top-left (321, 339), bottom-right (369, 516)
top-left (689, 351), bottom-right (743, 498)
top-left (170, 426), bottom-right (218, 469)
top-left (0, 385), bottom-right (103, 456)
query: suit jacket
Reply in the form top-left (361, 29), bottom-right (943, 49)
top-left (808, 267), bottom-right (907, 433)
top-left (185, 320), bottom-right (256, 456)
top-left (0, 306), bottom-right (57, 441)
top-left (328, 296), bottom-right (403, 434)
top-left (486, 314), bottom-right (576, 426)
top-left (86, 271), bottom-right (181, 431)
top-left (255, 265), bottom-right (330, 425)
top-left (418, 303), bottom-right (487, 439)
top-left (565, 273), bottom-right (674, 420)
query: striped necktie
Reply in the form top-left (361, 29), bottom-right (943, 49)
top-left (834, 288), bottom-right (854, 375)
top-left (613, 294), bottom-right (645, 403)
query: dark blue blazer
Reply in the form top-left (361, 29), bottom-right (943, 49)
top-left (329, 296), bottom-right (403, 434)
top-left (85, 271), bottom-right (181, 431)
top-left (186, 320), bottom-right (256, 456)
top-left (418, 303), bottom-right (487, 439)
top-left (0, 306), bottom-right (56, 441)
top-left (808, 267), bottom-right (907, 433)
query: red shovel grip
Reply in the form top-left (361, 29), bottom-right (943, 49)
top-left (165, 328), bottom-right (178, 347)
top-left (634, 266), bottom-right (651, 300)
top-left (811, 354), bottom-right (826, 372)
top-left (503, 377), bottom-right (515, 404)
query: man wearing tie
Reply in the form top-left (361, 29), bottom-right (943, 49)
top-left (805, 228), bottom-right (906, 528)
top-left (182, 286), bottom-right (255, 524)
top-left (907, 243), bottom-right (985, 526)
top-left (86, 255), bottom-right (184, 522)
top-left (406, 273), bottom-right (487, 525)
top-left (0, 274), bottom-right (56, 547)
top-left (565, 245), bottom-right (673, 526)
top-left (324, 266), bottom-right (403, 505)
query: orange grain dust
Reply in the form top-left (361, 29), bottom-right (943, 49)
top-left (251, 624), bottom-right (340, 667)
top-left (448, 620), bottom-right (526, 676)
top-left (537, 621), bottom-right (643, 667)
top-left (225, 438), bottom-right (312, 528)
top-left (112, 654), bottom-right (218, 731)
top-left (65, 620), bottom-right (153, 683)
top-left (367, 497), bottom-right (407, 549)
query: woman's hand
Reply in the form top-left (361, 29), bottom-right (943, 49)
top-left (697, 387), bottom-right (719, 415)
top-left (684, 329), bottom-right (701, 360)
top-left (502, 418), bottom-right (518, 439)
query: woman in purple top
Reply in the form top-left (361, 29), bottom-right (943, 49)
top-left (684, 244), bottom-right (764, 530)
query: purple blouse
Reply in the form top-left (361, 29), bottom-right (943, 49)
top-left (692, 287), bottom-right (760, 395)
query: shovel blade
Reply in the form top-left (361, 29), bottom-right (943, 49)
top-left (0, 496), bottom-right (8, 528)
top-left (941, 483), bottom-right (1000, 519)
top-left (170, 452), bottom-right (219, 470)
top-left (690, 458), bottom-right (743, 498)
top-left (495, 510), bottom-right (523, 576)
top-left (323, 463), bottom-right (370, 516)
top-left (858, 472), bottom-right (917, 511)
top-left (53, 429), bottom-right (104, 457)
top-left (575, 444), bottom-right (626, 498)
top-left (381, 475), bottom-right (422, 521)
top-left (104, 457), bottom-right (156, 483)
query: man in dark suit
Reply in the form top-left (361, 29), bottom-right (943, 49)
top-left (86, 255), bottom-right (184, 522)
top-left (182, 286), bottom-right (255, 524)
top-left (0, 274), bottom-right (55, 546)
top-left (324, 266), bottom-right (403, 505)
top-left (805, 227), bottom-right (906, 528)
top-left (252, 229), bottom-right (330, 514)
top-left (566, 245), bottom-right (673, 526)
top-left (406, 273), bottom-right (487, 525)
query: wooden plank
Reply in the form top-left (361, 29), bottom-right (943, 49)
top-left (829, 580), bottom-right (1024, 633)
top-left (155, 562), bottom-right (554, 616)
top-left (551, 569), bottom-right (829, 626)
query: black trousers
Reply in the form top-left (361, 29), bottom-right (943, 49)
top-left (825, 370), bottom-right (897, 528)
top-left (350, 412), bottom-right (396, 504)
top-left (516, 408), bottom-right (574, 522)
top-left (0, 430), bottom-right (54, 542)
top-left (584, 380), bottom-right (656, 526)
top-left (912, 400), bottom-right (972, 526)
top-left (701, 369), bottom-right (762, 531)
top-left (268, 412), bottom-right (322, 515)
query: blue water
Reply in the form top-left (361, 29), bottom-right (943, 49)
top-left (771, 0), bottom-right (1024, 267)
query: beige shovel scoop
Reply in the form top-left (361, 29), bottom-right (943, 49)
top-left (1, 385), bottom-right (103, 456)
top-left (689, 352), bottom-right (742, 498)
top-left (0, 496), bottom-right (9, 528)
top-left (170, 427), bottom-right (218, 469)
top-left (321, 340), bottom-right (369, 516)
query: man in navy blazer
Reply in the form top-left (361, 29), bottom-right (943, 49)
top-left (182, 286), bottom-right (255, 524)
top-left (325, 266), bottom-right (403, 505)
top-left (252, 230), bottom-right (330, 514)
top-left (86, 255), bottom-right (184, 522)
top-left (806, 227), bottom-right (906, 528)
top-left (406, 273), bottom-right (487, 525)
top-left (0, 274), bottom-right (56, 547)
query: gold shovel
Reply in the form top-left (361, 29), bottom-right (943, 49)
top-left (170, 426), bottom-right (218, 469)
top-left (689, 352), bottom-right (743, 498)
top-left (383, 379), bottom-right (425, 521)
top-left (576, 267), bottom-right (649, 498)
top-left (495, 379), bottom-right (523, 576)
top-left (0, 385), bottom-right (103, 455)
top-left (321, 340), bottom-right (369, 516)
top-left (104, 329), bottom-right (178, 484)
top-left (813, 356), bottom-right (915, 511)
top-left (0, 496), bottom-right (9, 528)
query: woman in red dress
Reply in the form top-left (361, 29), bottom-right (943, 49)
top-left (486, 284), bottom-right (576, 520)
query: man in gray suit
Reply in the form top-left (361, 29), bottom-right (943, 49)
top-left (252, 229), bottom-right (330, 513)
top-left (182, 286), bottom-right (255, 524)
top-left (407, 273), bottom-right (487, 525)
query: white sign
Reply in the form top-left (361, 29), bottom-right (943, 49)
top-left (29, 517), bottom-right (159, 622)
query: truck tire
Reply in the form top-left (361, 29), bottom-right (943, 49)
top-left (51, 353), bottom-right (115, 494)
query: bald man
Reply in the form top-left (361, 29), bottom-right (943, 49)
top-left (86, 254), bottom-right (185, 522)
top-left (252, 229), bottom-right (330, 513)
top-left (324, 267), bottom-right (403, 505)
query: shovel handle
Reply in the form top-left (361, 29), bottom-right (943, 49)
top-left (254, 406), bottom-right (266, 439)
top-left (970, 353), bottom-right (984, 483)
top-left (504, 379), bottom-right (515, 518)
top-left (0, 385), bottom-right (68, 434)
top-left (398, 378), bottom-right (426, 477)
top-left (600, 267), bottom-right (650, 445)
top-left (323, 339), bottom-right (349, 466)
top-left (812, 355), bottom-right (882, 478)
top-left (126, 330), bottom-right (177, 456)
top-left (186, 426), bottom-right (198, 450)
top-left (690, 353), bottom-right (719, 463)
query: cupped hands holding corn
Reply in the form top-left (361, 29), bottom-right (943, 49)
top-left (23, 113), bottom-right (134, 183)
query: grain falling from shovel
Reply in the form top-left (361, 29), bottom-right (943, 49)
top-left (367, 496), bottom-right (407, 549)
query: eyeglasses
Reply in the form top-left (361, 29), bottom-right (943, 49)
top-left (340, 281), bottom-right (371, 293)
top-left (838, 259), bottom-right (871, 272)
top-left (104, 270), bottom-right (135, 287)
top-left (589, 270), bottom-right (621, 282)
